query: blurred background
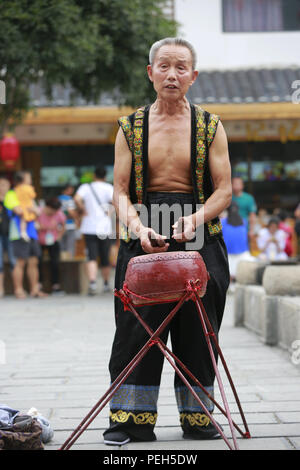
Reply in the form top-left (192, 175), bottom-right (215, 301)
top-left (0, 0), bottom-right (300, 260)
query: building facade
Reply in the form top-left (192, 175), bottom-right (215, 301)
top-left (2, 0), bottom-right (300, 213)
top-left (177, 0), bottom-right (300, 212)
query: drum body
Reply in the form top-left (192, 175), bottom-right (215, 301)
top-left (124, 251), bottom-right (209, 306)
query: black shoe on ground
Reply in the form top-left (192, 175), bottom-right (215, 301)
top-left (88, 282), bottom-right (97, 296)
top-left (183, 422), bottom-right (223, 440)
top-left (103, 431), bottom-right (130, 446)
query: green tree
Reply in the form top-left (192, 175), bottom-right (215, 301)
top-left (0, 0), bottom-right (176, 137)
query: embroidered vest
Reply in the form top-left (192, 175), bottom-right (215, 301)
top-left (118, 104), bottom-right (222, 242)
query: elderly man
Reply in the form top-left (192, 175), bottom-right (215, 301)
top-left (103, 37), bottom-right (232, 446)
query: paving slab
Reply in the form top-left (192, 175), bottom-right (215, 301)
top-left (45, 427), bottom-right (293, 451)
top-left (69, 437), bottom-right (291, 451)
top-left (289, 437), bottom-right (300, 450)
top-left (0, 289), bottom-right (300, 452)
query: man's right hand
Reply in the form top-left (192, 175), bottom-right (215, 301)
top-left (139, 227), bottom-right (169, 254)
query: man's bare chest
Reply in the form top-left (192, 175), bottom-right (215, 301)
top-left (148, 120), bottom-right (191, 169)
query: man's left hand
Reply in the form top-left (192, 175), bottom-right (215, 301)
top-left (172, 215), bottom-right (196, 243)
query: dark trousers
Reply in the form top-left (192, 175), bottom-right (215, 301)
top-left (39, 242), bottom-right (61, 287)
top-left (0, 234), bottom-right (15, 272)
top-left (104, 193), bottom-right (230, 441)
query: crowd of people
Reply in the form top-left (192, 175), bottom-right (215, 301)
top-left (221, 176), bottom-right (300, 284)
top-left (0, 165), bottom-right (115, 299)
top-left (0, 169), bottom-right (299, 299)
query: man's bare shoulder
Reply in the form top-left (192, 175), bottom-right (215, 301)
top-left (208, 118), bottom-right (228, 148)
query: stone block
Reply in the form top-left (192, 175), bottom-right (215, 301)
top-left (262, 295), bottom-right (278, 346)
top-left (242, 286), bottom-right (278, 345)
top-left (277, 296), bottom-right (300, 352)
top-left (236, 261), bottom-right (268, 285)
top-left (3, 259), bottom-right (88, 294)
top-left (243, 286), bottom-right (265, 337)
top-left (233, 284), bottom-right (246, 326)
top-left (263, 265), bottom-right (300, 296)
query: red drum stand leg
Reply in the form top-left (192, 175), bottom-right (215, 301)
top-left (59, 292), bottom-right (189, 450)
top-left (192, 287), bottom-right (251, 440)
top-left (60, 284), bottom-right (250, 451)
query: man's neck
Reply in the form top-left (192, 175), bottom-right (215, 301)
top-left (233, 191), bottom-right (243, 198)
top-left (151, 96), bottom-right (190, 117)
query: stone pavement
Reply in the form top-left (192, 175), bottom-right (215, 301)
top-left (0, 285), bottom-right (300, 451)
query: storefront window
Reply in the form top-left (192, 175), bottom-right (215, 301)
top-left (223, 0), bottom-right (300, 32)
top-left (21, 144), bottom-right (114, 199)
top-left (40, 165), bottom-right (114, 188)
top-left (230, 140), bottom-right (300, 212)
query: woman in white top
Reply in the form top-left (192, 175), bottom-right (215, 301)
top-left (257, 216), bottom-right (288, 261)
top-left (74, 166), bottom-right (114, 294)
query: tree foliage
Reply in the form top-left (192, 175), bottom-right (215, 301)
top-left (0, 0), bottom-right (177, 135)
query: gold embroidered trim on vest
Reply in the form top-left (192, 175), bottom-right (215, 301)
top-left (118, 111), bottom-right (142, 242)
top-left (207, 113), bottom-right (220, 147)
top-left (194, 105), bottom-right (222, 236)
top-left (118, 108), bottom-right (146, 242)
top-left (110, 410), bottom-right (157, 425)
top-left (118, 116), bottom-right (134, 152)
top-left (132, 107), bottom-right (145, 205)
top-left (118, 115), bottom-right (134, 242)
top-left (180, 412), bottom-right (210, 427)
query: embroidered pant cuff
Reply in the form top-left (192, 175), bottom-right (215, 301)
top-left (104, 410), bottom-right (157, 442)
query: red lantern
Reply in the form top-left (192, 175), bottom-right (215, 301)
top-left (0, 134), bottom-right (20, 169)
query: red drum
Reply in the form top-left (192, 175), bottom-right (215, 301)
top-left (123, 251), bottom-right (209, 306)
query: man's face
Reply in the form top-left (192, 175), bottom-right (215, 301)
top-left (147, 45), bottom-right (198, 100)
top-left (232, 178), bottom-right (244, 194)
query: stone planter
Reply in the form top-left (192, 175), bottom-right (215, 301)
top-left (234, 285), bottom-right (278, 345)
top-left (235, 260), bottom-right (268, 285)
top-left (263, 265), bottom-right (300, 296)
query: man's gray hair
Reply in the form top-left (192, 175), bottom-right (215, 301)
top-left (149, 37), bottom-right (197, 70)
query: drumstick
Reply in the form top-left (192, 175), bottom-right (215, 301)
top-left (149, 233), bottom-right (167, 247)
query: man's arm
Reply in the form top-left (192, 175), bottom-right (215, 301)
top-left (74, 192), bottom-right (86, 216)
top-left (248, 211), bottom-right (257, 238)
top-left (173, 121), bottom-right (232, 241)
top-left (113, 127), bottom-right (168, 253)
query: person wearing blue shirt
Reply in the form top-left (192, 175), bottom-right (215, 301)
top-left (58, 184), bottom-right (78, 258)
top-left (232, 177), bottom-right (257, 234)
top-left (221, 201), bottom-right (254, 282)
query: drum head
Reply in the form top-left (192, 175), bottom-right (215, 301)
top-left (123, 251), bottom-right (209, 306)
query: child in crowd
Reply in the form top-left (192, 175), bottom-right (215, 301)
top-left (14, 172), bottom-right (37, 241)
top-left (58, 184), bottom-right (78, 258)
top-left (278, 210), bottom-right (293, 257)
top-left (257, 217), bottom-right (288, 261)
top-left (37, 198), bottom-right (66, 295)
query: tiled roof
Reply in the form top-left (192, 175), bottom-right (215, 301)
top-left (28, 82), bottom-right (118, 107)
top-left (187, 67), bottom-right (300, 104)
top-left (28, 67), bottom-right (300, 107)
